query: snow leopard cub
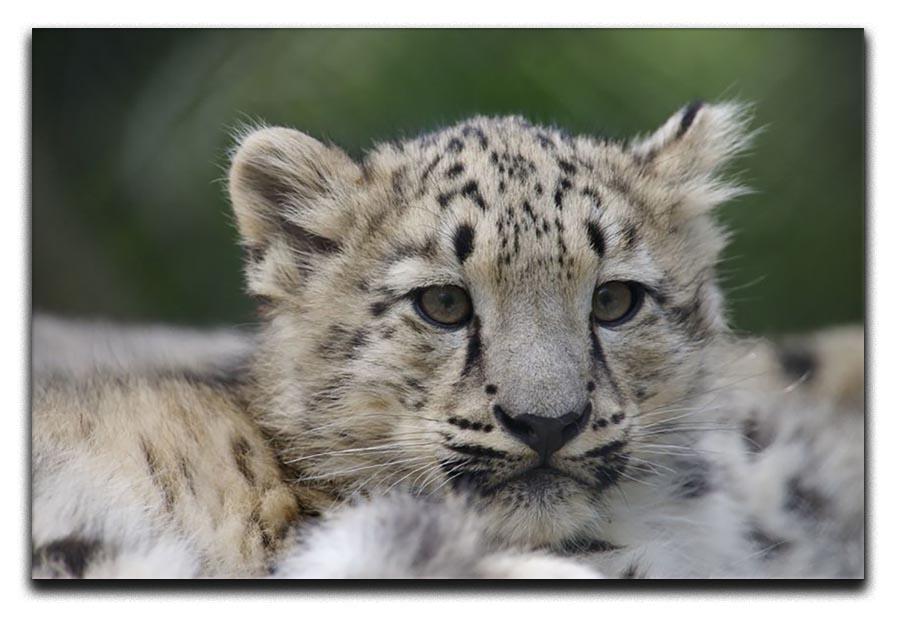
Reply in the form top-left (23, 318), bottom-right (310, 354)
top-left (32, 102), bottom-right (863, 578)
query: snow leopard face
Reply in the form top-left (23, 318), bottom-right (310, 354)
top-left (229, 102), bottom-right (752, 547)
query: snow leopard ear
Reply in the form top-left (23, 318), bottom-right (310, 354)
top-left (228, 126), bottom-right (363, 300)
top-left (629, 101), bottom-right (755, 218)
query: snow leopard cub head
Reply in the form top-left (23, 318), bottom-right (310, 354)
top-left (229, 102), bottom-right (753, 547)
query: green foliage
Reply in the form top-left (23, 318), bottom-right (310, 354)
top-left (32, 29), bottom-right (864, 334)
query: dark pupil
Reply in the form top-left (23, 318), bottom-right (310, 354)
top-left (594, 283), bottom-right (631, 320)
top-left (423, 286), bottom-right (468, 323)
top-left (434, 290), bottom-right (459, 313)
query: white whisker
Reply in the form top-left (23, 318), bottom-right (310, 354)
top-left (283, 440), bottom-right (435, 464)
top-left (293, 455), bottom-right (434, 483)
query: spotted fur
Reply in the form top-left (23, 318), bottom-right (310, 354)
top-left (31, 102), bottom-right (863, 578)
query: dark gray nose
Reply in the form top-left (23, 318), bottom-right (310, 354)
top-left (493, 403), bottom-right (591, 463)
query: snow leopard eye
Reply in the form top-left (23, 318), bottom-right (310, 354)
top-left (592, 281), bottom-right (644, 327)
top-left (414, 285), bottom-right (473, 328)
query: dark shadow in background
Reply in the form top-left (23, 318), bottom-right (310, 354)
top-left (32, 29), bottom-right (864, 333)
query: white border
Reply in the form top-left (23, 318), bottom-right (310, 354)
top-left (3, 1), bottom-right (894, 615)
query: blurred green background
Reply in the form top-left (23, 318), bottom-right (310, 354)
top-left (31, 29), bottom-right (864, 335)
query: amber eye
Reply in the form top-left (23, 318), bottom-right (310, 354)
top-left (592, 281), bottom-right (644, 326)
top-left (414, 285), bottom-right (473, 328)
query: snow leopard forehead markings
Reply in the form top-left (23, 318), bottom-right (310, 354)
top-left (365, 117), bottom-right (643, 300)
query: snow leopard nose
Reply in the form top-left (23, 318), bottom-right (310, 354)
top-left (493, 403), bottom-right (592, 462)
